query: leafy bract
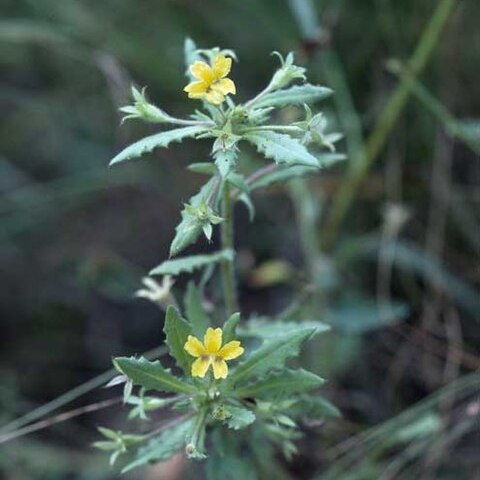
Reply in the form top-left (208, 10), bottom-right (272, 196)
top-left (122, 418), bottom-right (194, 473)
top-left (150, 250), bottom-right (234, 276)
top-left (110, 125), bottom-right (207, 165)
top-left (235, 368), bottom-right (324, 399)
top-left (226, 406), bottom-right (256, 430)
top-left (254, 84), bottom-right (333, 109)
top-left (184, 282), bottom-right (210, 337)
top-left (226, 328), bottom-right (315, 387)
top-left (170, 177), bottom-right (217, 257)
top-left (114, 357), bottom-right (196, 394)
top-left (245, 131), bottom-right (319, 167)
top-left (213, 142), bottom-right (238, 177)
top-left (163, 306), bottom-right (192, 374)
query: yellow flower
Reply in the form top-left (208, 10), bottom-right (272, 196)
top-left (184, 55), bottom-right (236, 105)
top-left (184, 327), bottom-right (244, 379)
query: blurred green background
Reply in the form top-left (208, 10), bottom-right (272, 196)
top-left (1, 0), bottom-right (479, 479)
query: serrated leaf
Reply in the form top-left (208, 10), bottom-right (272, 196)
top-left (235, 368), bottom-right (324, 399)
top-left (226, 406), bottom-right (256, 430)
top-left (163, 306), bottom-right (192, 374)
top-left (223, 312), bottom-right (240, 343)
top-left (255, 84), bottom-right (333, 109)
top-left (227, 328), bottom-right (315, 386)
top-left (114, 357), bottom-right (196, 394)
top-left (170, 177), bottom-right (217, 257)
top-left (185, 282), bottom-right (210, 337)
top-left (245, 131), bottom-right (319, 167)
top-left (122, 418), bottom-right (194, 473)
top-left (150, 250), bottom-right (234, 276)
top-left (110, 125), bottom-right (207, 165)
top-left (240, 319), bottom-right (330, 339)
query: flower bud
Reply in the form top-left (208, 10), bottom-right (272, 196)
top-left (120, 86), bottom-right (172, 124)
top-left (269, 52), bottom-right (306, 90)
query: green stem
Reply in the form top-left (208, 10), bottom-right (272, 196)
top-left (242, 125), bottom-right (303, 134)
top-left (220, 181), bottom-right (238, 316)
top-left (168, 117), bottom-right (214, 127)
top-left (244, 82), bottom-right (275, 110)
top-left (186, 408), bottom-right (208, 457)
top-left (320, 0), bottom-right (457, 250)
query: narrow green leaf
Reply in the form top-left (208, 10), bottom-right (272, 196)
top-left (245, 131), bottom-right (319, 167)
top-left (122, 418), bottom-right (194, 473)
top-left (97, 426), bottom-right (119, 441)
top-left (188, 162), bottom-right (217, 175)
top-left (223, 312), bottom-right (240, 343)
top-left (114, 357), bottom-right (196, 394)
top-left (184, 37), bottom-right (198, 73)
top-left (151, 250), bottom-right (234, 276)
top-left (327, 301), bottom-right (410, 334)
top-left (240, 319), bottom-right (330, 339)
top-left (92, 441), bottom-right (116, 451)
top-left (163, 306), bottom-right (192, 374)
top-left (227, 172), bottom-right (250, 194)
top-left (316, 152), bottom-right (347, 168)
top-left (255, 84), bottom-right (333, 109)
top-left (250, 165), bottom-right (317, 191)
top-left (110, 125), bottom-right (207, 165)
top-left (227, 328), bottom-right (315, 386)
top-left (238, 192), bottom-right (255, 221)
top-left (236, 368), bottom-right (324, 399)
top-left (288, 395), bottom-right (341, 419)
top-left (345, 238), bottom-right (480, 320)
top-left (184, 282), bottom-right (210, 337)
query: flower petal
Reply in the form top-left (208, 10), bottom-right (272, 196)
top-left (218, 341), bottom-right (244, 360)
top-left (212, 55), bottom-right (232, 79)
top-left (190, 61), bottom-right (214, 83)
top-left (204, 89), bottom-right (225, 105)
top-left (184, 335), bottom-right (207, 357)
top-left (191, 357), bottom-right (211, 378)
top-left (211, 78), bottom-right (236, 96)
top-left (184, 80), bottom-right (208, 95)
top-left (212, 358), bottom-right (228, 379)
top-left (204, 327), bottom-right (222, 353)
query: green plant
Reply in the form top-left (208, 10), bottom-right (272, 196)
top-left (94, 39), bottom-right (343, 475)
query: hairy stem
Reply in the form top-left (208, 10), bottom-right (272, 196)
top-left (220, 181), bottom-right (238, 316)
